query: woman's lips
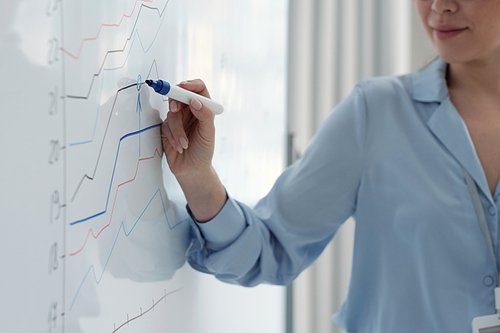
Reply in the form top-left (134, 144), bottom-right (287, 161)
top-left (433, 25), bottom-right (468, 40)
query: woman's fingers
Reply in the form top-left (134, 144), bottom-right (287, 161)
top-left (161, 79), bottom-right (215, 162)
top-left (169, 99), bottom-right (179, 113)
top-left (160, 118), bottom-right (179, 154)
top-left (178, 79), bottom-right (211, 98)
top-left (162, 110), bottom-right (188, 154)
top-left (188, 98), bottom-right (215, 142)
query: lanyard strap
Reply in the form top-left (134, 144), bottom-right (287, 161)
top-left (462, 168), bottom-right (500, 317)
top-left (462, 167), bottom-right (498, 281)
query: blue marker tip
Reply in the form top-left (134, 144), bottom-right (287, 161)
top-left (145, 79), bottom-right (171, 95)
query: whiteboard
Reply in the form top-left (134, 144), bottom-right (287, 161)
top-left (0, 0), bottom-right (287, 332)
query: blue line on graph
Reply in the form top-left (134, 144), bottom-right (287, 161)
top-left (69, 74), bottom-right (106, 147)
top-left (137, 74), bottom-right (142, 91)
top-left (68, 188), bottom-right (188, 311)
top-left (70, 123), bottom-right (161, 226)
top-left (104, 15), bottom-right (166, 72)
top-left (69, 8), bottom-right (167, 147)
top-left (136, 93), bottom-right (143, 157)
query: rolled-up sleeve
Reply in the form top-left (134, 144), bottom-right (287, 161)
top-left (187, 83), bottom-right (368, 287)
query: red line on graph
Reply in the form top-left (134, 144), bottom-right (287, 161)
top-left (69, 149), bottom-right (162, 257)
top-left (63, 0), bottom-right (153, 60)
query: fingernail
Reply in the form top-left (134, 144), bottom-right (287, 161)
top-left (176, 145), bottom-right (183, 154)
top-left (179, 81), bottom-right (188, 85)
top-left (191, 98), bottom-right (202, 111)
top-left (179, 137), bottom-right (188, 150)
top-left (170, 100), bottom-right (178, 112)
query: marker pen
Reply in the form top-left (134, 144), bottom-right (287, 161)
top-left (145, 79), bottom-right (224, 115)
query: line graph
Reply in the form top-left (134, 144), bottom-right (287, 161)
top-left (68, 59), bottom-right (169, 206)
top-left (111, 288), bottom-right (182, 333)
top-left (69, 122), bottom-right (161, 225)
top-left (69, 59), bottom-right (165, 147)
top-left (68, 190), bottom-right (187, 311)
top-left (66, 1), bottom-right (169, 100)
top-left (63, 0), bottom-right (154, 60)
top-left (55, 0), bottom-right (190, 329)
top-left (5, 0), bottom-right (287, 330)
top-left (69, 148), bottom-right (162, 257)
top-left (68, 145), bottom-right (183, 257)
top-left (68, 77), bottom-right (155, 202)
top-left (67, 72), bottom-right (106, 147)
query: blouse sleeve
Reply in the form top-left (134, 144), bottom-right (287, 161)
top-left (187, 83), bottom-right (368, 286)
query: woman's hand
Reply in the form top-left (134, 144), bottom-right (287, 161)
top-left (161, 79), bottom-right (227, 222)
top-left (161, 79), bottom-right (215, 178)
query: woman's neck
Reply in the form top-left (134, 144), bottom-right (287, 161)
top-left (447, 54), bottom-right (500, 98)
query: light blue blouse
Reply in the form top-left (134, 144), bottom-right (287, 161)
top-left (187, 58), bottom-right (500, 332)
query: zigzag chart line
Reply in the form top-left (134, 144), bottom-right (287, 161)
top-left (111, 288), bottom-right (183, 333)
top-left (69, 82), bottom-right (141, 202)
top-left (69, 122), bottom-right (162, 225)
top-left (68, 190), bottom-right (188, 311)
top-left (68, 62), bottom-right (164, 202)
top-left (69, 148), bottom-right (162, 257)
top-left (67, 12), bottom-right (171, 201)
top-left (63, 0), bottom-right (153, 60)
top-left (57, 0), bottom-right (184, 325)
top-left (69, 59), bottom-right (165, 147)
top-left (66, 1), bottom-right (169, 100)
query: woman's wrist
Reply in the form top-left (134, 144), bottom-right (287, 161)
top-left (176, 166), bottom-right (228, 223)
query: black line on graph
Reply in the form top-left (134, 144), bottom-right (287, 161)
top-left (145, 59), bottom-right (168, 102)
top-left (111, 288), bottom-right (181, 333)
top-left (69, 59), bottom-right (167, 203)
top-left (66, 1), bottom-right (169, 100)
top-left (70, 82), bottom-right (140, 202)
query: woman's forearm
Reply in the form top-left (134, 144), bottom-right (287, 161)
top-left (176, 166), bottom-right (228, 223)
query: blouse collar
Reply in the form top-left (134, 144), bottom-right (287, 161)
top-left (411, 57), bottom-right (496, 201)
top-left (411, 57), bottom-right (449, 103)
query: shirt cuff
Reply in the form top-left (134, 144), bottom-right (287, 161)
top-left (187, 195), bottom-right (247, 251)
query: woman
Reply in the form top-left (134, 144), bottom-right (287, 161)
top-left (161, 0), bottom-right (500, 331)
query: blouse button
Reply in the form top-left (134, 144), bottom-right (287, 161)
top-left (489, 206), bottom-right (497, 215)
top-left (484, 276), bottom-right (494, 287)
